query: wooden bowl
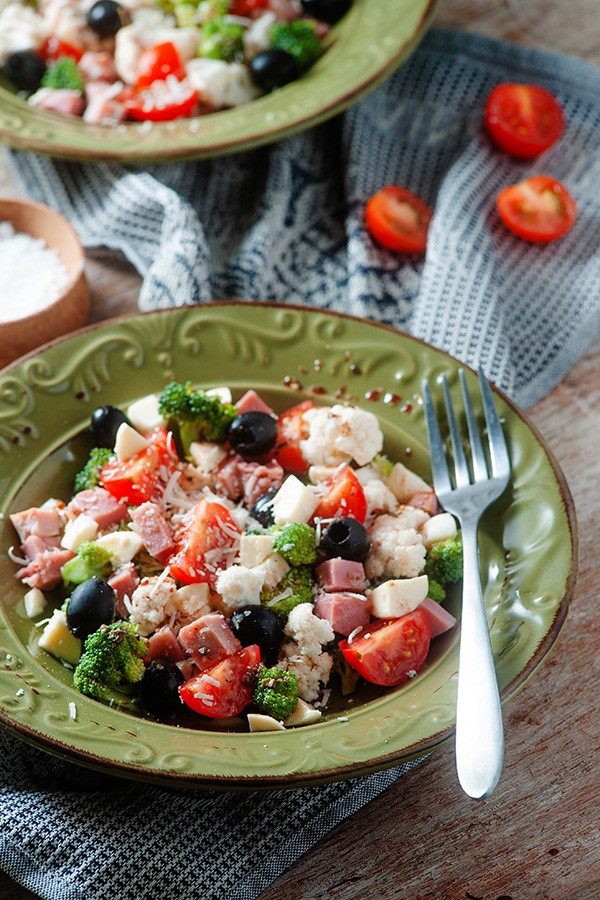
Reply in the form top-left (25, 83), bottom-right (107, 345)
top-left (0, 197), bottom-right (90, 370)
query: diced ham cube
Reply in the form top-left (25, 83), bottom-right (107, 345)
top-left (236, 390), bottom-right (276, 417)
top-left (313, 591), bottom-right (371, 637)
top-left (21, 534), bottom-right (61, 560)
top-left (129, 502), bottom-right (176, 562)
top-left (29, 88), bottom-right (85, 117)
top-left (78, 51), bottom-right (118, 82)
top-left (108, 563), bottom-right (139, 618)
top-left (16, 548), bottom-right (75, 590)
top-left (315, 557), bottom-right (367, 593)
top-left (10, 507), bottom-right (62, 544)
top-left (68, 488), bottom-right (128, 531)
top-left (215, 455), bottom-right (284, 508)
top-left (419, 597), bottom-right (457, 637)
top-left (148, 625), bottom-right (186, 664)
top-left (407, 491), bottom-right (440, 516)
top-left (178, 613), bottom-right (241, 671)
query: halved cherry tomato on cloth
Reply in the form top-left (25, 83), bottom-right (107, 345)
top-left (168, 499), bottom-right (242, 586)
top-left (338, 609), bottom-right (431, 687)
top-left (40, 37), bottom-right (83, 63)
top-left (312, 466), bottom-right (367, 524)
top-left (484, 83), bottom-right (564, 158)
top-left (496, 175), bottom-right (577, 243)
top-left (100, 429), bottom-right (178, 506)
top-left (135, 42), bottom-right (186, 90)
top-left (271, 399), bottom-right (315, 474)
top-left (125, 78), bottom-right (198, 122)
top-left (180, 644), bottom-right (261, 718)
top-left (365, 185), bottom-right (432, 254)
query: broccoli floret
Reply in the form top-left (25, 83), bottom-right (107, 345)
top-left (272, 523), bottom-right (318, 566)
top-left (157, 380), bottom-right (237, 453)
top-left (253, 666), bottom-right (298, 720)
top-left (261, 565), bottom-right (315, 618)
top-left (61, 541), bottom-right (113, 586)
top-left (41, 57), bottom-right (84, 92)
top-left (330, 647), bottom-right (360, 696)
top-left (73, 621), bottom-right (148, 701)
top-left (199, 17), bottom-right (244, 62)
top-left (426, 578), bottom-right (446, 603)
top-left (269, 20), bottom-right (322, 71)
top-left (74, 447), bottom-right (113, 493)
top-left (425, 534), bottom-right (463, 584)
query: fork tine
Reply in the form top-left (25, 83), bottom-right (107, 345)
top-left (422, 379), bottom-right (453, 496)
top-left (458, 369), bottom-right (488, 482)
top-left (441, 375), bottom-right (471, 488)
top-left (478, 368), bottom-right (510, 479)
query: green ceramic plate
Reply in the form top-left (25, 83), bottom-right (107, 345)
top-left (0, 302), bottom-right (576, 789)
top-left (0, 0), bottom-right (435, 163)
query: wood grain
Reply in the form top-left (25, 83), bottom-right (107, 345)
top-left (1, 2), bottom-right (599, 897)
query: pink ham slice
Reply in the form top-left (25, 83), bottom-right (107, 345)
top-left (29, 88), bottom-right (85, 117)
top-left (315, 557), bottom-right (367, 593)
top-left (313, 591), bottom-right (371, 637)
top-left (419, 597), bottom-right (457, 637)
top-left (68, 488), bottom-right (128, 530)
top-left (108, 563), bottom-right (139, 618)
top-left (407, 491), bottom-right (440, 516)
top-left (10, 507), bottom-right (62, 546)
top-left (235, 390), bottom-right (276, 417)
top-left (215, 455), bottom-right (284, 508)
top-left (129, 502), bottom-right (176, 561)
top-left (178, 613), bottom-right (241, 671)
top-left (148, 625), bottom-right (186, 664)
top-left (16, 548), bottom-right (75, 590)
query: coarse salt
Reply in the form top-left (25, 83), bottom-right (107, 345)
top-left (0, 222), bottom-right (70, 321)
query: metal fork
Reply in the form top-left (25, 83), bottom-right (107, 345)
top-left (422, 368), bottom-right (511, 799)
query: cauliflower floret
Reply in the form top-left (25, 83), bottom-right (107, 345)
top-left (0, 4), bottom-right (49, 64)
top-left (365, 515), bottom-right (427, 580)
top-left (186, 58), bottom-right (260, 109)
top-left (244, 11), bottom-right (277, 57)
top-left (215, 564), bottom-right (265, 609)
top-left (128, 574), bottom-right (179, 636)
top-left (300, 405), bottom-right (384, 468)
top-left (394, 505), bottom-right (430, 531)
top-left (355, 466), bottom-right (399, 522)
top-left (278, 602), bottom-right (335, 702)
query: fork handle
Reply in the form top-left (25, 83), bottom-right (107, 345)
top-left (455, 519), bottom-right (504, 799)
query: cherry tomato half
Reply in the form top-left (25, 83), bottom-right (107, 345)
top-left (271, 399), bottom-right (315, 474)
top-left (311, 465), bottom-right (367, 524)
top-left (40, 37), bottom-right (83, 63)
top-left (168, 499), bottom-right (242, 586)
top-left (365, 185), bottom-right (432, 254)
top-left (338, 609), bottom-right (431, 687)
top-left (135, 42), bottom-right (186, 90)
top-left (125, 78), bottom-right (198, 122)
top-left (100, 428), bottom-right (178, 505)
top-left (484, 83), bottom-right (564, 159)
top-left (496, 175), bottom-right (577, 243)
top-left (179, 644), bottom-right (261, 718)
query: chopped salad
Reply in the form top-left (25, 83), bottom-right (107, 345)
top-left (0, 0), bottom-right (350, 125)
top-left (9, 383), bottom-right (461, 730)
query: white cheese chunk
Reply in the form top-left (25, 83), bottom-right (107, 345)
top-left (255, 553), bottom-right (290, 590)
top-left (38, 610), bottom-right (81, 666)
top-left (190, 441), bottom-right (228, 474)
top-left (126, 394), bottom-right (166, 434)
top-left (368, 575), bottom-right (429, 619)
top-left (238, 533), bottom-right (275, 568)
top-left (205, 386), bottom-right (232, 404)
top-left (247, 713), bottom-right (286, 732)
top-left (420, 513), bottom-right (458, 548)
top-left (23, 587), bottom-right (46, 618)
top-left (272, 475), bottom-right (319, 525)
top-left (387, 462), bottom-right (431, 503)
top-left (96, 531), bottom-right (143, 567)
top-left (114, 422), bottom-right (149, 461)
top-left (61, 513), bottom-right (99, 551)
top-left (284, 699), bottom-right (322, 727)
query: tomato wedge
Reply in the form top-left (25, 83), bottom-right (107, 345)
top-left (136, 42), bottom-right (186, 89)
top-left (230, 0), bottom-right (268, 13)
top-left (496, 175), bottom-right (577, 243)
top-left (179, 644), bottom-right (261, 718)
top-left (365, 185), bottom-right (432, 254)
top-left (40, 37), bottom-right (83, 63)
top-left (484, 83), bottom-right (564, 158)
top-left (125, 77), bottom-right (198, 122)
top-left (100, 429), bottom-right (178, 505)
top-left (338, 609), bottom-right (431, 687)
top-left (312, 465), bottom-right (367, 524)
top-left (272, 399), bottom-right (314, 474)
top-left (168, 499), bottom-right (242, 586)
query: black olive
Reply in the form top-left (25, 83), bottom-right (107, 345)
top-left (90, 405), bottom-right (131, 448)
top-left (66, 577), bottom-right (116, 641)
top-left (301, 0), bottom-right (353, 24)
top-left (86, 0), bottom-right (130, 37)
top-left (319, 516), bottom-right (370, 562)
top-left (230, 606), bottom-right (284, 666)
top-left (1, 50), bottom-right (46, 94)
top-left (228, 411), bottom-right (278, 459)
top-left (250, 487), bottom-right (278, 527)
top-left (139, 660), bottom-right (184, 718)
top-left (249, 49), bottom-right (301, 93)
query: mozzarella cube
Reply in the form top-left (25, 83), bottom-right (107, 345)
top-left (308, 465), bottom-right (340, 484)
top-left (190, 441), bottom-right (228, 474)
top-left (239, 533), bottom-right (275, 568)
top-left (126, 394), bottom-right (166, 434)
top-left (23, 587), bottom-right (46, 618)
top-left (420, 513), bottom-right (457, 548)
top-left (272, 475), bottom-right (319, 525)
top-left (368, 575), bottom-right (429, 619)
top-left (248, 713), bottom-right (286, 732)
top-left (61, 513), bottom-right (99, 551)
top-left (114, 422), bottom-right (149, 461)
top-left (96, 531), bottom-right (143, 566)
top-left (387, 462), bottom-right (431, 502)
top-left (38, 610), bottom-right (82, 666)
top-left (205, 386), bottom-right (232, 404)
top-left (255, 553), bottom-right (290, 590)
top-left (284, 699), bottom-right (322, 727)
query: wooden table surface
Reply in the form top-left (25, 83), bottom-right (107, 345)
top-left (1, 2), bottom-right (599, 898)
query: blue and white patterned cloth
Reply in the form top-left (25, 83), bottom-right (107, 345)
top-left (3, 28), bottom-right (600, 900)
